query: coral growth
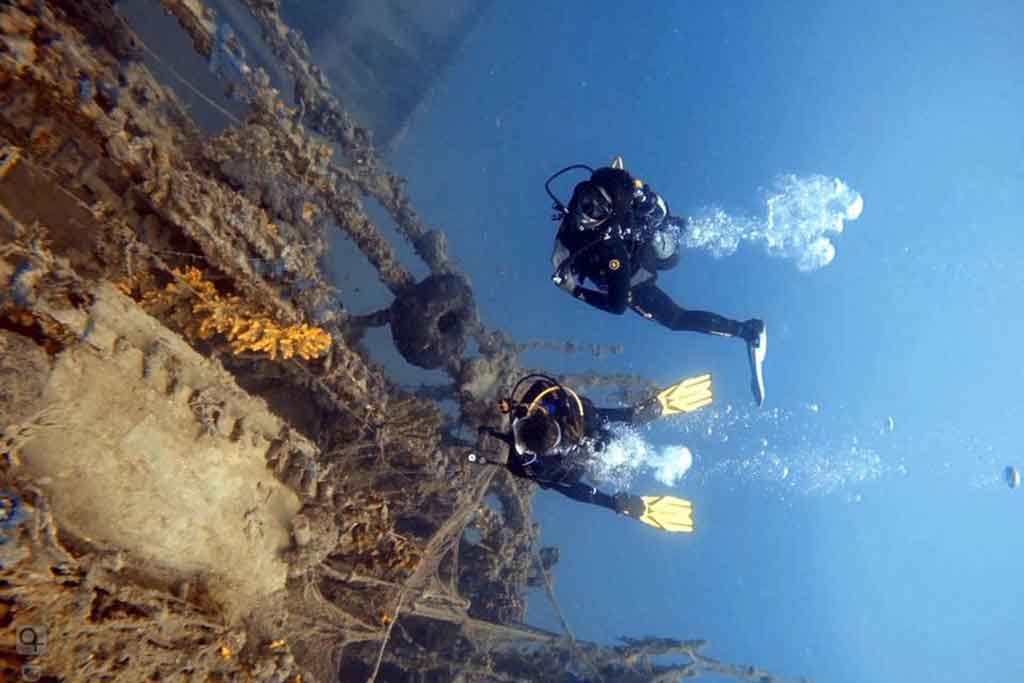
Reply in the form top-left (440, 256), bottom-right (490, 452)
top-left (335, 494), bottom-right (421, 580)
top-left (127, 266), bottom-right (331, 360)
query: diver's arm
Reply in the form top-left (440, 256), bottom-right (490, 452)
top-left (479, 425), bottom-right (514, 448)
top-left (551, 236), bottom-right (583, 294)
top-left (551, 237), bottom-right (571, 273)
top-left (570, 243), bottom-right (631, 314)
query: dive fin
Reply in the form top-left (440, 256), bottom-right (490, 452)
top-left (639, 495), bottom-right (694, 533)
top-left (611, 155), bottom-right (625, 170)
top-left (746, 323), bottom-right (767, 407)
top-left (656, 372), bottom-right (713, 416)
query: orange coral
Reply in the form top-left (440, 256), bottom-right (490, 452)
top-left (131, 266), bottom-right (331, 361)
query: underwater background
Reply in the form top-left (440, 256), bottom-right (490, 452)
top-left (124, 1), bottom-right (1024, 681)
top-left (342, 2), bottom-right (1022, 682)
top-left (377, 3), bottom-right (1023, 682)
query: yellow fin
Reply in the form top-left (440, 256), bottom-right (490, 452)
top-left (656, 373), bottom-right (713, 416)
top-left (639, 495), bottom-right (694, 533)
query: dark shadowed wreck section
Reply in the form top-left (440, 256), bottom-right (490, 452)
top-left (283, 0), bottom-right (494, 148)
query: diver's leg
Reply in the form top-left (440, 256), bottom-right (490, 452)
top-left (594, 406), bottom-right (634, 424)
top-left (629, 282), bottom-right (752, 337)
top-left (546, 481), bottom-right (617, 511)
top-left (630, 283), bottom-right (767, 406)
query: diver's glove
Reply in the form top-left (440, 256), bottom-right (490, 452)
top-left (551, 264), bottom-right (580, 294)
top-left (612, 492), bottom-right (648, 518)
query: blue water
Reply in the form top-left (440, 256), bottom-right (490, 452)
top-left (349, 2), bottom-right (1024, 681)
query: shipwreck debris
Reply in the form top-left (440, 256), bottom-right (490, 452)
top-left (390, 273), bottom-right (477, 371)
top-left (0, 1), bottom-right (797, 681)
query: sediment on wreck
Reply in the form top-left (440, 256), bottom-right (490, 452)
top-left (1, 2), bottom-right (795, 682)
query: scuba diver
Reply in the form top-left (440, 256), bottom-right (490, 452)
top-left (472, 373), bottom-right (713, 533)
top-left (547, 157), bottom-right (768, 406)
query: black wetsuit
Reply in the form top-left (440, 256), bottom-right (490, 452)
top-left (553, 167), bottom-right (746, 338)
top-left (481, 380), bottom-right (635, 511)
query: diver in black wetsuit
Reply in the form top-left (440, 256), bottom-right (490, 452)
top-left (547, 159), bottom-right (768, 405)
top-left (478, 375), bottom-right (651, 516)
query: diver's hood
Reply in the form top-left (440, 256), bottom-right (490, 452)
top-left (511, 416), bottom-right (562, 462)
top-left (575, 184), bottom-right (614, 228)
